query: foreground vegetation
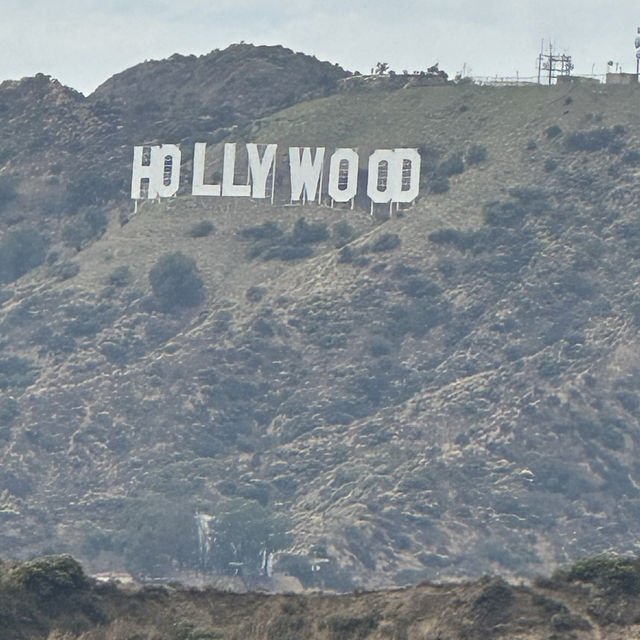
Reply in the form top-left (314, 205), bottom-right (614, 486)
top-left (2, 554), bottom-right (640, 639)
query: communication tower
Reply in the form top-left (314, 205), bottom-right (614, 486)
top-left (537, 41), bottom-right (574, 84)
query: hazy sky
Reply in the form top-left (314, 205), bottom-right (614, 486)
top-left (2, 0), bottom-right (639, 95)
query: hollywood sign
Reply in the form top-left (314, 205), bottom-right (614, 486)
top-left (130, 143), bottom-right (421, 205)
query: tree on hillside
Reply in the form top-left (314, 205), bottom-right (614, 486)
top-left (118, 497), bottom-right (198, 577)
top-left (149, 251), bottom-right (204, 312)
top-left (206, 499), bottom-right (290, 578)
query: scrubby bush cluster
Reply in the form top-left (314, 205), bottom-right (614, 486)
top-left (564, 126), bottom-right (624, 152)
top-left (149, 251), bottom-right (204, 311)
top-left (561, 555), bottom-right (640, 594)
top-left (62, 207), bottom-right (108, 250)
top-left (107, 265), bottom-right (132, 287)
top-left (64, 170), bottom-right (123, 212)
top-left (545, 124), bottom-right (562, 139)
top-left (466, 144), bottom-right (488, 165)
top-left (240, 217), bottom-right (330, 261)
top-left (418, 141), bottom-right (487, 194)
top-left (0, 229), bottom-right (48, 283)
top-left (187, 220), bottom-right (215, 238)
top-left (5, 555), bottom-right (87, 596)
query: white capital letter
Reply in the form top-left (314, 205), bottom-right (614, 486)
top-left (192, 142), bottom-right (221, 196)
top-left (131, 144), bottom-right (181, 199)
top-left (247, 144), bottom-right (277, 198)
top-left (367, 149), bottom-right (397, 204)
top-left (367, 149), bottom-right (421, 204)
top-left (328, 148), bottom-right (359, 202)
top-left (394, 148), bottom-right (421, 203)
top-left (222, 143), bottom-right (251, 197)
top-left (289, 147), bottom-right (325, 202)
top-left (152, 144), bottom-right (181, 198)
top-left (131, 146), bottom-right (153, 199)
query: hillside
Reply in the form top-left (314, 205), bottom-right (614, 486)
top-left (2, 45), bottom-right (640, 590)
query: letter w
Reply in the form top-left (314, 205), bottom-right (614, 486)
top-left (289, 147), bottom-right (325, 203)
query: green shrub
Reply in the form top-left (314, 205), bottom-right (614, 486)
top-left (429, 228), bottom-right (474, 250)
top-left (370, 233), bottom-right (401, 252)
top-left (175, 621), bottom-right (226, 640)
top-left (63, 302), bottom-right (116, 338)
top-left (400, 276), bottom-right (441, 298)
top-left (332, 221), bottom-right (355, 248)
top-left (246, 285), bottom-right (267, 302)
top-left (438, 153), bottom-right (465, 177)
top-left (108, 265), bottom-right (132, 287)
top-left (206, 499), bottom-right (290, 575)
top-left (6, 555), bottom-right (87, 596)
top-left (429, 175), bottom-right (450, 193)
top-left (367, 337), bottom-right (392, 357)
top-left (62, 220), bottom-right (93, 250)
top-left (563, 555), bottom-right (640, 594)
top-left (483, 200), bottom-right (527, 227)
top-left (622, 150), bottom-right (640, 166)
top-left (50, 260), bottom-right (80, 281)
top-left (0, 229), bottom-right (48, 283)
top-left (338, 245), bottom-right (356, 263)
top-left (187, 220), bottom-right (215, 238)
top-left (551, 613), bottom-right (591, 631)
top-left (145, 316), bottom-right (181, 346)
top-left (291, 217), bottom-right (329, 244)
top-left (62, 209), bottom-right (108, 250)
top-left (470, 579), bottom-right (514, 625)
top-left (85, 207), bottom-right (108, 234)
top-left (117, 497), bottom-right (199, 577)
top-left (326, 614), bottom-right (379, 639)
top-left (65, 170), bottom-right (122, 212)
top-left (466, 144), bottom-right (488, 165)
top-left (149, 251), bottom-right (204, 312)
top-left (262, 244), bottom-right (314, 261)
top-left (609, 138), bottom-right (625, 154)
top-left (240, 221), bottom-right (284, 240)
top-left (545, 124), bottom-right (562, 139)
top-left (544, 158), bottom-right (558, 172)
top-left (565, 127), bottom-right (620, 152)
top-left (33, 326), bottom-right (77, 355)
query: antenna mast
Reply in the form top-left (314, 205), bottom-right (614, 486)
top-left (537, 41), bottom-right (574, 84)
